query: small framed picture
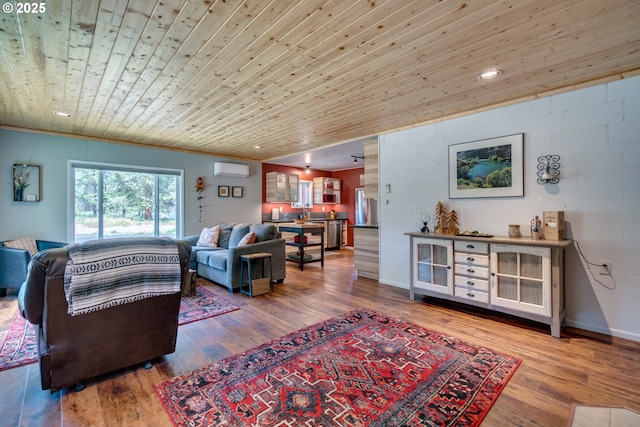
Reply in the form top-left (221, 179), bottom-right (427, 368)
top-left (218, 186), bottom-right (229, 197)
top-left (232, 186), bottom-right (244, 198)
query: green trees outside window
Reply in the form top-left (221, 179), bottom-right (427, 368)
top-left (73, 165), bottom-right (181, 242)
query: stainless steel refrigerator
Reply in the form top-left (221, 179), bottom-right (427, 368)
top-left (355, 188), bottom-right (378, 225)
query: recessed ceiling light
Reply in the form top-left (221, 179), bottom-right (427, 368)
top-left (476, 69), bottom-right (503, 80)
top-left (52, 111), bottom-right (71, 117)
top-left (254, 145), bottom-right (261, 149)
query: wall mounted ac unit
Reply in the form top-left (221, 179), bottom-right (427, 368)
top-left (213, 162), bottom-right (250, 178)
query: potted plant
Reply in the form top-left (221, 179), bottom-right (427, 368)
top-left (13, 165), bottom-right (30, 201)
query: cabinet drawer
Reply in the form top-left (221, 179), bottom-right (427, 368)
top-left (454, 241), bottom-right (488, 254)
top-left (454, 287), bottom-right (489, 304)
top-left (454, 264), bottom-right (489, 279)
top-left (454, 276), bottom-right (489, 292)
top-left (454, 253), bottom-right (489, 267)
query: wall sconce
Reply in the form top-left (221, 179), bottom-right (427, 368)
top-left (537, 155), bottom-right (560, 184)
top-left (351, 154), bottom-right (365, 164)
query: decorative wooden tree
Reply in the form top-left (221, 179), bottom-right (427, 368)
top-left (434, 201), bottom-right (448, 234)
top-left (448, 209), bottom-right (460, 234)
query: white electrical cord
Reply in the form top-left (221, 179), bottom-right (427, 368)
top-left (571, 239), bottom-right (616, 290)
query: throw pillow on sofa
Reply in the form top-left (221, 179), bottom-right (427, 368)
top-left (217, 223), bottom-right (236, 248)
top-left (196, 226), bottom-right (221, 247)
top-left (237, 231), bottom-right (256, 246)
top-left (250, 224), bottom-right (278, 242)
top-left (3, 237), bottom-right (38, 256)
top-left (228, 224), bottom-right (250, 248)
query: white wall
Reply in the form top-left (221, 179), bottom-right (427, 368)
top-left (1, 130), bottom-right (263, 242)
top-left (378, 76), bottom-right (640, 341)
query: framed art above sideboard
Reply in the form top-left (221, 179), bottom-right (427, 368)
top-left (448, 134), bottom-right (524, 199)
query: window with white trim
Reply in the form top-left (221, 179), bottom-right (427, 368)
top-left (70, 162), bottom-right (183, 242)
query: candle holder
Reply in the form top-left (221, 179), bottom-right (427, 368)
top-left (420, 211), bottom-right (430, 233)
top-left (537, 155), bottom-right (560, 184)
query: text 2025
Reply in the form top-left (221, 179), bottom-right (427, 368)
top-left (16, 2), bottom-right (46, 13)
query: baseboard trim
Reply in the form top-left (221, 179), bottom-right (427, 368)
top-left (564, 320), bottom-right (640, 343)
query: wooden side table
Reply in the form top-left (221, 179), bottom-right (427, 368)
top-left (240, 253), bottom-right (273, 298)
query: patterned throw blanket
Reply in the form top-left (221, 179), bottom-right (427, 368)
top-left (64, 237), bottom-right (181, 316)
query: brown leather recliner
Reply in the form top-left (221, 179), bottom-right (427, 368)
top-left (18, 239), bottom-right (191, 393)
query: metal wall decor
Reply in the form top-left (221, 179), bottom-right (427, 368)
top-left (537, 155), bottom-right (560, 184)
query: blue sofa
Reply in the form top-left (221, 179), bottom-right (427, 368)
top-left (0, 239), bottom-right (67, 296)
top-left (184, 223), bottom-right (286, 292)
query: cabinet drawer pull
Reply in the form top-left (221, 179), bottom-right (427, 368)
top-left (466, 244), bottom-right (475, 249)
top-left (467, 281), bottom-right (474, 286)
top-left (466, 292), bottom-right (475, 298)
top-left (467, 268), bottom-right (475, 273)
top-left (466, 257), bottom-right (475, 261)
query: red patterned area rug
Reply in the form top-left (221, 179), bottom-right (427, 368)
top-left (0, 286), bottom-right (238, 371)
top-left (0, 313), bottom-right (37, 371)
top-left (155, 308), bottom-right (521, 427)
top-left (179, 285), bottom-right (239, 325)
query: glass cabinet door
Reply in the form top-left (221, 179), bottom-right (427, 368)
top-left (288, 174), bottom-right (298, 202)
top-left (490, 244), bottom-right (550, 316)
top-left (412, 238), bottom-right (453, 296)
top-left (276, 173), bottom-right (287, 201)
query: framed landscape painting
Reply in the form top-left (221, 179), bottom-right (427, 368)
top-left (449, 134), bottom-right (524, 199)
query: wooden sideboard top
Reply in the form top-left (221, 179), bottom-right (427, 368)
top-left (404, 231), bottom-right (573, 248)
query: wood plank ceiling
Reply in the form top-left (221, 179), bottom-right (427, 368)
top-left (1, 0), bottom-right (639, 162)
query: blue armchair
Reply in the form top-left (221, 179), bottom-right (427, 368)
top-left (0, 239), bottom-right (67, 296)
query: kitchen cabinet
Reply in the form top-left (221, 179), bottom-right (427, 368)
top-left (303, 219), bottom-right (344, 250)
top-left (266, 172), bottom-right (299, 203)
top-left (406, 232), bottom-right (570, 337)
top-left (364, 139), bottom-right (378, 198)
top-left (353, 226), bottom-right (379, 280)
top-left (313, 177), bottom-right (341, 204)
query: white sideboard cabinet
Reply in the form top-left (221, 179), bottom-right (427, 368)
top-left (406, 232), bottom-right (571, 337)
top-left (411, 237), bottom-right (453, 297)
top-left (453, 240), bottom-right (490, 305)
top-left (490, 244), bottom-right (551, 317)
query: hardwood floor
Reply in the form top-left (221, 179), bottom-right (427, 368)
top-left (1, 250), bottom-right (638, 426)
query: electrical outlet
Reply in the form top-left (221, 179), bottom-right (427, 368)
top-left (597, 260), bottom-right (612, 275)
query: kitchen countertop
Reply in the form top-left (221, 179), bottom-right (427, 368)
top-left (264, 218), bottom-right (346, 223)
top-left (350, 224), bottom-right (379, 229)
top-left (277, 222), bottom-right (325, 229)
